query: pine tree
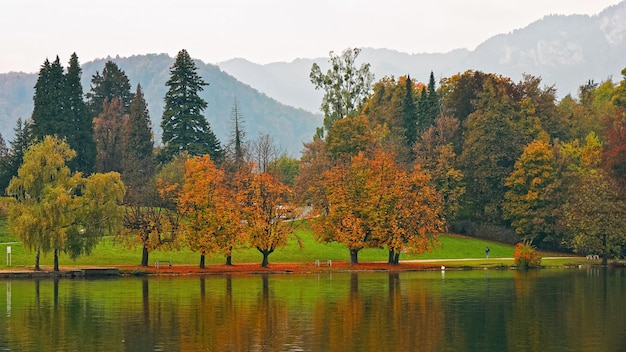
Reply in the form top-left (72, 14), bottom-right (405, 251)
top-left (65, 53), bottom-right (96, 173)
top-left (401, 75), bottom-right (419, 148)
top-left (0, 118), bottom-right (32, 191)
top-left (416, 71), bottom-right (440, 136)
top-left (31, 54), bottom-right (95, 174)
top-left (31, 57), bottom-right (65, 141)
top-left (160, 49), bottom-right (222, 163)
top-left (86, 60), bottom-right (134, 118)
top-left (0, 133), bottom-right (7, 159)
top-left (123, 84), bottom-right (156, 205)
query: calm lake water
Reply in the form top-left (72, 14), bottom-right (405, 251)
top-left (0, 268), bottom-right (624, 351)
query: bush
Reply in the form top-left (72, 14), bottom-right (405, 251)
top-left (514, 241), bottom-right (542, 268)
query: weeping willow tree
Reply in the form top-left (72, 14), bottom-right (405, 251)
top-left (6, 136), bottom-right (125, 271)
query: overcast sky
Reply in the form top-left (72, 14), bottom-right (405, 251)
top-left (1, 0), bottom-right (623, 73)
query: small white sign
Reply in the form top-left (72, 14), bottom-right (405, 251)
top-left (6, 246), bottom-right (10, 254)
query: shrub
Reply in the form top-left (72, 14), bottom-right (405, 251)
top-left (514, 241), bottom-right (542, 268)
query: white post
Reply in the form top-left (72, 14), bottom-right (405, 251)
top-left (6, 246), bottom-right (11, 267)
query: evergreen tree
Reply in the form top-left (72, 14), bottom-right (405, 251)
top-left (401, 75), bottom-right (419, 148)
top-left (160, 49), bottom-right (222, 163)
top-left (416, 71), bottom-right (440, 136)
top-left (31, 54), bottom-right (95, 174)
top-left (86, 60), bottom-right (134, 118)
top-left (123, 84), bottom-right (156, 205)
top-left (65, 53), bottom-right (96, 173)
top-left (0, 133), bottom-right (7, 159)
top-left (0, 118), bottom-right (32, 191)
top-left (31, 57), bottom-right (65, 141)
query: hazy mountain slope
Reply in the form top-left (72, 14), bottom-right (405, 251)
top-left (220, 1), bottom-right (626, 112)
top-left (0, 54), bottom-right (322, 155)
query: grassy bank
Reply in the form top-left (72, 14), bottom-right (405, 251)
top-left (0, 219), bottom-right (582, 270)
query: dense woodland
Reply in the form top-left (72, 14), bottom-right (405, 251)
top-left (1, 48), bottom-right (625, 270)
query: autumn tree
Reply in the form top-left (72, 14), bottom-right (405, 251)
top-left (6, 136), bottom-right (125, 271)
top-left (178, 155), bottom-right (242, 267)
top-left (238, 169), bottom-right (297, 267)
top-left (366, 152), bottom-right (445, 265)
top-left (118, 154), bottom-right (186, 266)
top-left (459, 77), bottom-right (539, 222)
top-left (414, 116), bottom-right (465, 223)
top-left (310, 48), bottom-right (374, 135)
top-left (503, 137), bottom-right (562, 246)
top-left (160, 49), bottom-right (222, 163)
top-left (561, 132), bottom-right (626, 264)
top-left (563, 169), bottom-right (626, 265)
top-left (315, 152), bottom-right (400, 265)
top-left (94, 98), bottom-right (125, 173)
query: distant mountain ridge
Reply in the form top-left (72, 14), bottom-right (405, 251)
top-left (219, 1), bottom-right (626, 113)
top-left (1, 1), bottom-right (625, 155)
top-left (0, 54), bottom-right (322, 155)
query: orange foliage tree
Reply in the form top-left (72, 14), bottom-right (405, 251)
top-left (316, 151), bottom-right (445, 265)
top-left (237, 168), bottom-right (299, 267)
top-left (177, 155), bottom-right (243, 268)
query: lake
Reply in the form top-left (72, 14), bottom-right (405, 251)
top-left (0, 268), bottom-right (624, 351)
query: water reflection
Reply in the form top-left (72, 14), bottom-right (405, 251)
top-left (0, 269), bottom-right (624, 351)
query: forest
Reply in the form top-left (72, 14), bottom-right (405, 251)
top-left (1, 48), bottom-right (625, 270)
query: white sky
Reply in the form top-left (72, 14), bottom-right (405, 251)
top-left (1, 0), bottom-right (623, 73)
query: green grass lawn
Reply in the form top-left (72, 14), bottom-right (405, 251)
top-left (0, 219), bottom-right (580, 269)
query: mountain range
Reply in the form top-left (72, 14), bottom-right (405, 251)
top-left (219, 1), bottom-right (626, 113)
top-left (1, 1), bottom-right (625, 155)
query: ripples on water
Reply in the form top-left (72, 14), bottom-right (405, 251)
top-left (0, 268), bottom-right (624, 351)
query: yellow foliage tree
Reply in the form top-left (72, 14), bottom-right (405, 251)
top-left (7, 136), bottom-right (125, 271)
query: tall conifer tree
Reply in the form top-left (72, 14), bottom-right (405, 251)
top-left (65, 53), bottom-right (96, 173)
top-left (31, 57), bottom-right (65, 141)
top-left (0, 118), bottom-right (32, 191)
top-left (401, 75), bottom-right (419, 148)
top-left (123, 84), bottom-right (156, 205)
top-left (86, 60), bottom-right (134, 118)
top-left (160, 49), bottom-right (222, 162)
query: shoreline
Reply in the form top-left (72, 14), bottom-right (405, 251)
top-left (0, 257), bottom-right (594, 278)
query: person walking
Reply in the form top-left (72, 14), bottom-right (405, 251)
top-left (485, 247), bottom-right (490, 259)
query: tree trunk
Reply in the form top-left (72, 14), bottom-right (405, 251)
top-left (258, 247), bottom-right (274, 268)
top-left (53, 248), bottom-right (59, 272)
top-left (199, 254), bottom-right (205, 269)
top-left (261, 252), bottom-right (270, 268)
top-left (141, 246), bottom-right (149, 267)
top-left (388, 250), bottom-right (394, 264)
top-left (35, 249), bottom-right (41, 271)
top-left (393, 252), bottom-right (401, 266)
top-left (225, 255), bottom-right (232, 266)
top-left (350, 249), bottom-right (359, 266)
